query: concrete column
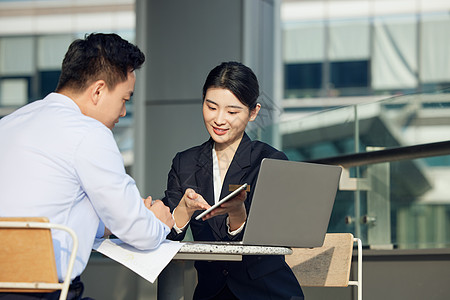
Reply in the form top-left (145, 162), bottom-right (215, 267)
top-left (134, 0), bottom-right (280, 198)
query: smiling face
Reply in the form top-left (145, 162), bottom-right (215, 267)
top-left (203, 87), bottom-right (260, 151)
top-left (94, 70), bottom-right (136, 129)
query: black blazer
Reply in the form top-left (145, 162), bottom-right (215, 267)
top-left (163, 133), bottom-right (304, 300)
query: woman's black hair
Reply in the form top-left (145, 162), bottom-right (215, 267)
top-left (202, 61), bottom-right (260, 110)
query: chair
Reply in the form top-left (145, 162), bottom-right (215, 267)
top-left (285, 233), bottom-right (362, 300)
top-left (0, 217), bottom-right (79, 300)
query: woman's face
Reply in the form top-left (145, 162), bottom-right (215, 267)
top-left (202, 87), bottom-right (260, 149)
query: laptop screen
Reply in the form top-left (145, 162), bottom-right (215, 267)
top-left (242, 159), bottom-right (342, 248)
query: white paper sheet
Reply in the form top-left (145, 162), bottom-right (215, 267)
top-left (92, 238), bottom-right (183, 283)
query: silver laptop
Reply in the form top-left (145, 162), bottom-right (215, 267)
top-left (240, 158), bottom-right (342, 248)
top-left (191, 158), bottom-right (342, 248)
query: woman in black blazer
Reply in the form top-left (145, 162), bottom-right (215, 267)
top-left (162, 62), bottom-right (304, 300)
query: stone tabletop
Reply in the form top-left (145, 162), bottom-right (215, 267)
top-left (179, 242), bottom-right (293, 256)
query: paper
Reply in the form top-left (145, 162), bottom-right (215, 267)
top-left (93, 238), bottom-right (183, 283)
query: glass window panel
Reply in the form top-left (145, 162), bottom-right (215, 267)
top-left (0, 78), bottom-right (28, 106)
top-left (39, 70), bottom-right (61, 98)
top-left (285, 62), bottom-right (322, 90)
top-left (0, 37), bottom-right (35, 75)
top-left (329, 20), bottom-right (370, 61)
top-left (372, 16), bottom-right (418, 90)
top-left (420, 15), bottom-right (450, 83)
top-left (283, 23), bottom-right (325, 63)
top-left (330, 60), bottom-right (369, 88)
top-left (38, 35), bottom-right (73, 69)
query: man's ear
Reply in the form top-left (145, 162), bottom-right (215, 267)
top-left (249, 103), bottom-right (261, 122)
top-left (90, 80), bottom-right (107, 105)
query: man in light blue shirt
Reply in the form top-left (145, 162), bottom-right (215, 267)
top-left (0, 33), bottom-right (174, 300)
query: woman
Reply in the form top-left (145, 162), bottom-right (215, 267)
top-left (162, 61), bottom-right (304, 300)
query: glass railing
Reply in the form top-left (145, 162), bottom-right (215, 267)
top-left (249, 88), bottom-right (450, 250)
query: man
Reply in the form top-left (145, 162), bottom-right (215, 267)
top-left (0, 33), bottom-right (174, 299)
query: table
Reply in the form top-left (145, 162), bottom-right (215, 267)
top-left (157, 242), bottom-right (292, 300)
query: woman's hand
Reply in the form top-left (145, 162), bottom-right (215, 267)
top-left (173, 189), bottom-right (210, 228)
top-left (181, 188), bottom-right (211, 213)
top-left (202, 189), bottom-right (247, 231)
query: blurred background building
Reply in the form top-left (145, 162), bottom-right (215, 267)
top-left (1, 0), bottom-right (449, 299)
top-left (0, 0), bottom-right (136, 167)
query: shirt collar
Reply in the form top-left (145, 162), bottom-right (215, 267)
top-left (45, 92), bottom-right (82, 113)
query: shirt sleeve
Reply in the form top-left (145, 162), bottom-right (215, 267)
top-left (172, 207), bottom-right (189, 234)
top-left (226, 217), bottom-right (245, 235)
top-left (74, 126), bottom-right (169, 250)
top-left (96, 219), bottom-right (106, 238)
top-left (162, 153), bottom-right (189, 241)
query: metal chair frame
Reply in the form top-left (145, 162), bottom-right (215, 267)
top-left (286, 233), bottom-right (363, 300)
top-left (0, 218), bottom-right (78, 300)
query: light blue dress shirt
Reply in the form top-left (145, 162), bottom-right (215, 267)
top-left (0, 93), bottom-right (170, 281)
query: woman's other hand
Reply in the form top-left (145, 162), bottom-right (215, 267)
top-left (202, 189), bottom-right (247, 231)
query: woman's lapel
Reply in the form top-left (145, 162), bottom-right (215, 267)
top-left (212, 134), bottom-right (253, 237)
top-left (194, 139), bottom-right (215, 206)
top-left (220, 133), bottom-right (252, 198)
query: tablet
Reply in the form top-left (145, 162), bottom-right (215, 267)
top-left (195, 183), bottom-right (248, 220)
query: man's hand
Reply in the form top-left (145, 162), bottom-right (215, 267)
top-left (103, 227), bottom-right (112, 237)
top-left (143, 196), bottom-right (175, 229)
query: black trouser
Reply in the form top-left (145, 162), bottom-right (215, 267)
top-left (0, 276), bottom-right (93, 300)
top-left (209, 285), bottom-right (239, 300)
